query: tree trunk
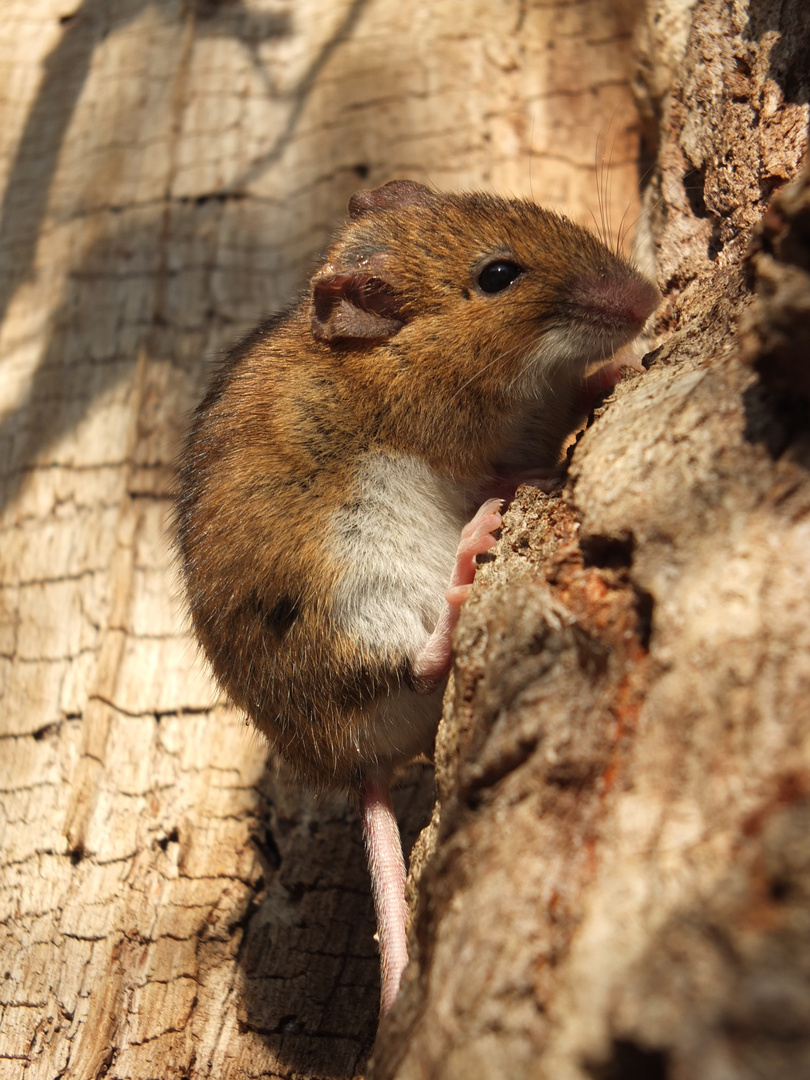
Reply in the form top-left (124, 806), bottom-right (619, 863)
top-left (374, 2), bottom-right (810, 1078)
top-left (1, 2), bottom-right (807, 1079)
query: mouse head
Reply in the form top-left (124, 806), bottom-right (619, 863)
top-left (310, 181), bottom-right (659, 389)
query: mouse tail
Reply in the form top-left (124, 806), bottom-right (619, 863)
top-left (361, 773), bottom-right (409, 1015)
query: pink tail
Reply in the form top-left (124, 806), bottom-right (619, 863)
top-left (361, 776), bottom-right (409, 1015)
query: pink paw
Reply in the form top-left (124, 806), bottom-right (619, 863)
top-left (410, 500), bottom-right (502, 692)
top-left (446, 498), bottom-right (503, 602)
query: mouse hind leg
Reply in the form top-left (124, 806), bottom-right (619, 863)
top-left (362, 499), bottom-right (502, 1015)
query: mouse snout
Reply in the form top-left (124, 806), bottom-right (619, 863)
top-left (569, 269), bottom-right (661, 336)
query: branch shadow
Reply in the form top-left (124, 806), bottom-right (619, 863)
top-left (0, 0), bottom-right (291, 333)
top-left (0, 0), bottom-right (371, 514)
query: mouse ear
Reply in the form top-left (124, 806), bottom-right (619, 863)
top-left (310, 257), bottom-right (408, 342)
top-left (348, 180), bottom-right (434, 220)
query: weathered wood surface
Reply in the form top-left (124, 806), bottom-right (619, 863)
top-left (0, 1), bottom-right (645, 1077)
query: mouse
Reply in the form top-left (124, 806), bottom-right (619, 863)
top-left (174, 180), bottom-right (660, 1016)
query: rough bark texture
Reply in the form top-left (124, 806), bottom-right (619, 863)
top-left (2, 1), bottom-right (808, 1078)
top-left (373, 3), bottom-right (810, 1079)
top-left (0, 2), bottom-right (645, 1078)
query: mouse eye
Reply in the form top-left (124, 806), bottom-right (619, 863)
top-left (477, 260), bottom-right (524, 294)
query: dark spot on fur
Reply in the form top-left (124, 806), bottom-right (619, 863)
top-left (249, 592), bottom-right (300, 636)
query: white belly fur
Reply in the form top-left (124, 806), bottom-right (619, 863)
top-left (331, 453), bottom-right (469, 654)
top-left (328, 453), bottom-right (471, 766)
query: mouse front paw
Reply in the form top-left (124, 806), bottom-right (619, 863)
top-left (408, 499), bottom-right (503, 693)
top-left (445, 497), bottom-right (503, 605)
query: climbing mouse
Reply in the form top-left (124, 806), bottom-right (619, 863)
top-left (175, 180), bottom-right (660, 1015)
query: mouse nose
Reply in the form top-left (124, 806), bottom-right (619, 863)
top-left (569, 268), bottom-right (661, 334)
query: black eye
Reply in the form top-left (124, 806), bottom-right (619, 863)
top-left (477, 260), bottom-right (524, 294)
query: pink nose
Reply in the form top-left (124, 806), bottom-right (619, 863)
top-left (570, 271), bottom-right (661, 331)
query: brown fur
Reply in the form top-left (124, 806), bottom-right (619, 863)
top-left (175, 182), bottom-right (659, 793)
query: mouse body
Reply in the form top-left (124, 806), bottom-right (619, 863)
top-left (176, 180), bottom-right (660, 1013)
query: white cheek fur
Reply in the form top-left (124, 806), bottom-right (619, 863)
top-left (520, 324), bottom-right (610, 395)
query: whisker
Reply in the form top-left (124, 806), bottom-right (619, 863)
top-left (594, 135), bottom-right (607, 248)
top-left (588, 203), bottom-right (605, 246)
top-left (619, 191), bottom-right (666, 254)
top-left (606, 116), bottom-right (620, 255)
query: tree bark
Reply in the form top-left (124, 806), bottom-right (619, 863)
top-left (373, 2), bottom-right (810, 1078)
top-left (1, 1), bottom-right (806, 1079)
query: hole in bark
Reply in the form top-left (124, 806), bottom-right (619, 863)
top-left (635, 588), bottom-right (654, 650)
top-left (546, 759), bottom-right (599, 789)
top-left (69, 846), bottom-right (85, 865)
top-left (527, 629), bottom-right (550, 654)
top-left (192, 0), bottom-right (239, 18)
top-left (580, 532), bottom-right (635, 569)
top-left (743, 384), bottom-right (809, 459)
top-left (354, 163), bottom-right (370, 179)
top-left (684, 167), bottom-right (708, 218)
top-left (464, 733), bottom-right (541, 808)
top-left (770, 876), bottom-right (791, 902)
top-left (586, 1039), bottom-right (669, 1080)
